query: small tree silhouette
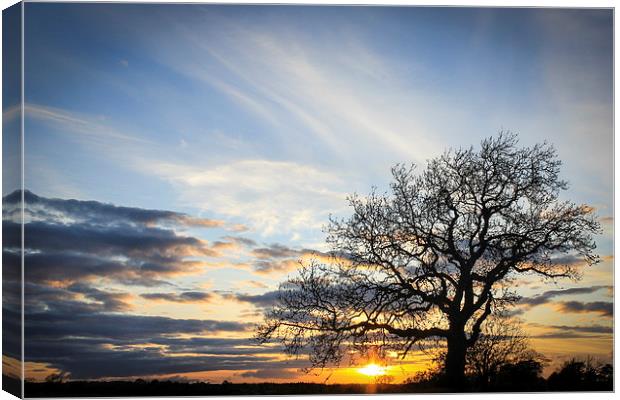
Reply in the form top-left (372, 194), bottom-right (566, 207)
top-left (257, 133), bottom-right (600, 390)
top-left (464, 315), bottom-right (545, 389)
top-left (547, 358), bottom-right (613, 391)
top-left (45, 372), bottom-right (70, 383)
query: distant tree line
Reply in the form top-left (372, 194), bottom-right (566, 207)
top-left (408, 355), bottom-right (612, 392)
top-left (547, 358), bottom-right (613, 391)
top-left (22, 357), bottom-right (612, 398)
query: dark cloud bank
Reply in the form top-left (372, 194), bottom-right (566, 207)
top-left (2, 191), bottom-right (300, 380)
top-left (4, 191), bottom-right (610, 380)
top-left (517, 285), bottom-right (613, 318)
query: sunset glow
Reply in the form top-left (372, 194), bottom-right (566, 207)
top-left (358, 364), bottom-right (388, 377)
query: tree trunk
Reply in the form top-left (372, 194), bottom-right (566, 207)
top-left (445, 331), bottom-right (468, 391)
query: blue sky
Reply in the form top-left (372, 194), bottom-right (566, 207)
top-left (23, 5), bottom-right (612, 243)
top-left (6, 4), bottom-right (614, 382)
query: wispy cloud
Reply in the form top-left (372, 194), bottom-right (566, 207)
top-left (519, 285), bottom-right (611, 307)
top-left (555, 301), bottom-right (613, 318)
top-left (527, 322), bottom-right (613, 339)
top-left (532, 10), bottom-right (613, 200)
top-left (140, 291), bottom-right (213, 303)
top-left (25, 103), bottom-right (150, 144)
top-left (221, 290), bottom-right (279, 309)
top-left (163, 17), bottom-right (445, 164)
top-left (22, 100), bottom-right (351, 237)
top-left (543, 324), bottom-right (613, 334)
top-left (147, 159), bottom-right (349, 236)
top-left (5, 190), bottom-right (225, 228)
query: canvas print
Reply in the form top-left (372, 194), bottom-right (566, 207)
top-left (1, 2), bottom-right (614, 397)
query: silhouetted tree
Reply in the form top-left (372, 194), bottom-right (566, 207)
top-left (464, 315), bottom-right (545, 389)
top-left (257, 133), bottom-right (600, 390)
top-left (45, 372), bottom-right (70, 383)
top-left (421, 315), bottom-right (545, 390)
top-left (597, 363), bottom-right (613, 387)
top-left (547, 358), bottom-right (613, 391)
top-left (404, 366), bottom-right (445, 388)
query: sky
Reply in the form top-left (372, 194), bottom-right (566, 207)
top-left (1, 4), bottom-right (613, 384)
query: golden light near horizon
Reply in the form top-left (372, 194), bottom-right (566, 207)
top-left (357, 363), bottom-right (388, 377)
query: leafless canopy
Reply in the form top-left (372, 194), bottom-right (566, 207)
top-left (256, 133), bottom-right (600, 380)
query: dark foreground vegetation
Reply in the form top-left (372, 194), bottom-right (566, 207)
top-left (25, 380), bottom-right (436, 397)
top-left (408, 358), bottom-right (613, 393)
top-left (17, 359), bottom-right (612, 397)
top-left (2, 375), bottom-right (20, 398)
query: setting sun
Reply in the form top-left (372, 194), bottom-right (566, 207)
top-left (357, 363), bottom-right (388, 377)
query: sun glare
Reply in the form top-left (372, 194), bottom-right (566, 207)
top-left (357, 363), bottom-right (388, 377)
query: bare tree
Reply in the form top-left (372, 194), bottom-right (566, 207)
top-left (256, 133), bottom-right (600, 389)
top-left (464, 315), bottom-right (544, 389)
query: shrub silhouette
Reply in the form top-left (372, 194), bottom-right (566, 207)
top-left (547, 358), bottom-right (613, 391)
top-left (493, 359), bottom-right (546, 391)
top-left (464, 315), bottom-right (546, 390)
